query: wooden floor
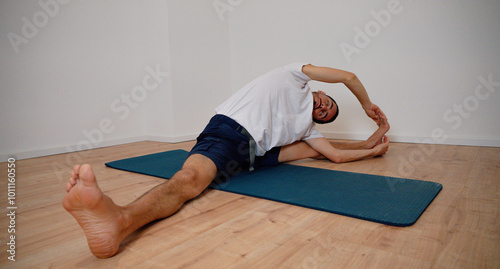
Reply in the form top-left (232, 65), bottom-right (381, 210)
top-left (0, 140), bottom-right (498, 268)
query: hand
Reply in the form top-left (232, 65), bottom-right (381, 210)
top-left (376, 112), bottom-right (390, 131)
top-left (364, 103), bottom-right (386, 123)
top-left (373, 135), bottom-right (390, 156)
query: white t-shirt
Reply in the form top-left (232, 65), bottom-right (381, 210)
top-left (215, 63), bottom-right (323, 156)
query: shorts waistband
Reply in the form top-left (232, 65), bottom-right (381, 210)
top-left (210, 114), bottom-right (244, 131)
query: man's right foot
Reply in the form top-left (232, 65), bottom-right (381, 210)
top-left (62, 164), bottom-right (128, 258)
top-left (366, 114), bottom-right (390, 149)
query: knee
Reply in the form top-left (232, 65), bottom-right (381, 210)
top-left (171, 168), bottom-right (204, 200)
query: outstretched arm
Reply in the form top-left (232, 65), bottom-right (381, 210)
top-left (305, 136), bottom-right (389, 163)
top-left (302, 64), bottom-right (385, 123)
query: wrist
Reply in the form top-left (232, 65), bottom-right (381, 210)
top-left (362, 102), bottom-right (373, 111)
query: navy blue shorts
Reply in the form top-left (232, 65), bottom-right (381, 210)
top-left (188, 115), bottom-right (280, 181)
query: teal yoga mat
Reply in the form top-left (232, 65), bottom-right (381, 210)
top-left (105, 149), bottom-right (442, 226)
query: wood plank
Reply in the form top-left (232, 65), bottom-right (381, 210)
top-left (0, 141), bottom-right (498, 268)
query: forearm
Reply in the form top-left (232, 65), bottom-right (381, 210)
top-left (329, 140), bottom-right (367, 150)
top-left (343, 74), bottom-right (372, 109)
top-left (328, 148), bottom-right (379, 163)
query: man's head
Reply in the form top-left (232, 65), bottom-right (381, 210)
top-left (312, 91), bottom-right (339, 124)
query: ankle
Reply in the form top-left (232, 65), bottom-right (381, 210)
top-left (119, 206), bottom-right (138, 234)
top-left (362, 139), bottom-right (373, 149)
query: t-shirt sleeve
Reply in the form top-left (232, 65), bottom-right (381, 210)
top-left (285, 63), bottom-right (312, 83)
top-left (302, 125), bottom-right (324, 140)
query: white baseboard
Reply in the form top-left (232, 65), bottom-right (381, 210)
top-left (321, 131), bottom-right (500, 147)
top-left (145, 133), bottom-right (198, 143)
top-left (0, 134), bottom-right (199, 162)
top-left (0, 136), bottom-right (147, 162)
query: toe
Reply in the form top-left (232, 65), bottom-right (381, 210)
top-left (72, 165), bottom-right (81, 178)
top-left (79, 164), bottom-right (97, 186)
top-left (66, 182), bottom-right (73, 192)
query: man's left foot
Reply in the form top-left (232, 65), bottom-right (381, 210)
top-left (63, 164), bottom-right (128, 258)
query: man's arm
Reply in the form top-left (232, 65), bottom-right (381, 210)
top-left (302, 64), bottom-right (385, 122)
top-left (331, 112), bottom-right (391, 150)
top-left (305, 136), bottom-right (389, 163)
top-left (329, 140), bottom-right (369, 150)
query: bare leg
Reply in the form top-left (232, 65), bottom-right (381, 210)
top-left (278, 141), bottom-right (325, 163)
top-left (62, 154), bottom-right (217, 258)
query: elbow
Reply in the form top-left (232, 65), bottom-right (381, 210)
top-left (343, 72), bottom-right (357, 83)
top-left (330, 154), bottom-right (344, 164)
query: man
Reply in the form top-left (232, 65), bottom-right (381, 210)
top-left (63, 63), bottom-right (390, 258)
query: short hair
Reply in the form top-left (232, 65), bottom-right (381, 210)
top-left (313, 95), bottom-right (339, 124)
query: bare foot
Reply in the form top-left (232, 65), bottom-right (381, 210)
top-left (63, 164), bottom-right (127, 258)
top-left (377, 113), bottom-right (390, 133)
top-left (365, 114), bottom-right (390, 149)
top-left (374, 135), bottom-right (389, 147)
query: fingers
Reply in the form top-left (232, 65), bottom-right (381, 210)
top-left (378, 135), bottom-right (389, 144)
top-left (366, 104), bottom-right (383, 122)
top-left (370, 104), bottom-right (387, 120)
top-left (378, 109), bottom-right (386, 118)
top-left (378, 113), bottom-right (388, 123)
top-left (374, 113), bottom-right (384, 126)
top-left (366, 110), bottom-right (380, 122)
top-left (365, 104), bottom-right (389, 131)
top-left (374, 135), bottom-right (390, 156)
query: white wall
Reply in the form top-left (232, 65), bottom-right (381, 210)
top-left (0, 0), bottom-right (170, 161)
top-left (166, 0), bottom-right (231, 138)
top-left (0, 0), bottom-right (231, 161)
top-left (1, 0), bottom-right (499, 162)
top-left (228, 0), bottom-right (500, 146)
